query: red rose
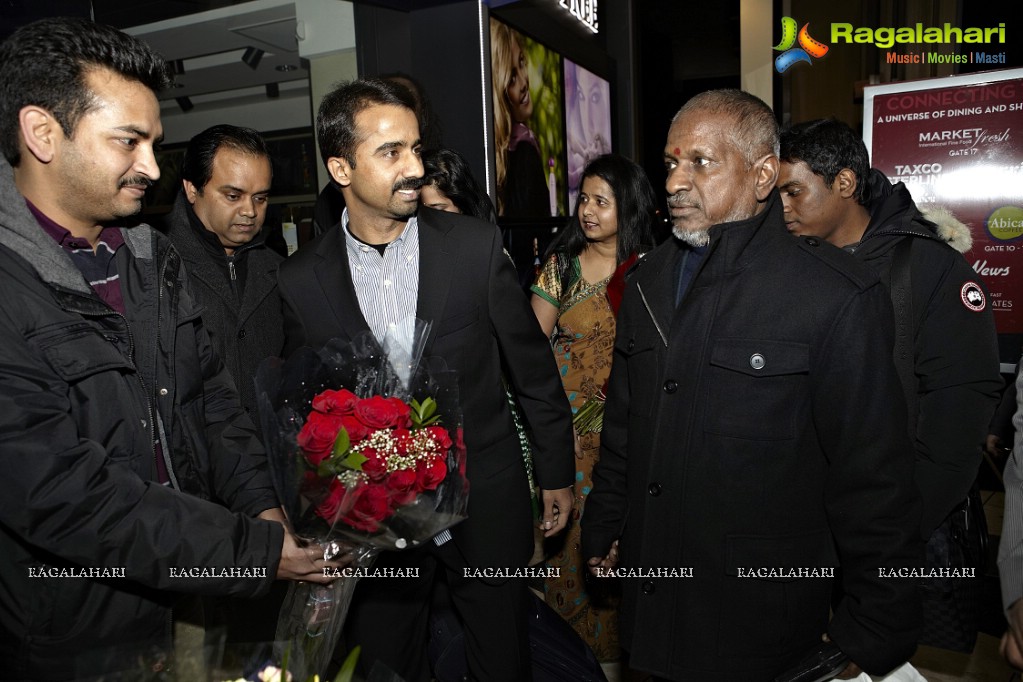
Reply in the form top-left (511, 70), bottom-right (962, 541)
top-left (344, 485), bottom-right (392, 532)
top-left (340, 415), bottom-right (371, 442)
top-left (386, 469), bottom-right (419, 506)
top-left (314, 478), bottom-right (349, 523)
top-left (297, 411), bottom-right (344, 465)
top-left (354, 395), bottom-right (411, 429)
top-left (312, 388), bottom-right (359, 416)
top-left (425, 425), bottom-right (453, 450)
top-left (361, 448), bottom-right (388, 482)
top-left (416, 457), bottom-right (448, 491)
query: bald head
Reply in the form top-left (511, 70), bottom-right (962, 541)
top-left (664, 89), bottom-right (780, 246)
top-left (673, 89), bottom-right (779, 167)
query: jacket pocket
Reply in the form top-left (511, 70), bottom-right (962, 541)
top-left (434, 305), bottom-right (479, 340)
top-left (724, 531), bottom-right (838, 581)
top-left (31, 323), bottom-right (133, 382)
top-left (717, 531), bottom-right (836, 656)
top-left (704, 337), bottom-right (808, 441)
top-left (614, 326), bottom-right (659, 417)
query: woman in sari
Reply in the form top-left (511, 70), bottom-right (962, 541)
top-left (530, 154), bottom-right (657, 662)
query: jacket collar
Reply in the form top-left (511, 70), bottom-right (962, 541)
top-left (631, 191), bottom-right (785, 339)
top-left (167, 191), bottom-right (269, 261)
top-left (310, 207), bottom-right (456, 354)
top-left (0, 158), bottom-right (156, 294)
top-left (414, 207), bottom-right (455, 353)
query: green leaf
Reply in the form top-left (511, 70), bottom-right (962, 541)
top-left (332, 428), bottom-right (351, 459)
top-left (339, 450), bottom-right (368, 471)
top-left (410, 397), bottom-right (440, 428)
top-left (332, 645), bottom-right (361, 682)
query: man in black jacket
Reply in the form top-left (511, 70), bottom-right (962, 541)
top-left (163, 124), bottom-right (284, 422)
top-left (582, 90), bottom-right (922, 680)
top-left (0, 18), bottom-right (332, 680)
top-left (279, 78), bottom-right (574, 681)
top-left (778, 119), bottom-right (1002, 539)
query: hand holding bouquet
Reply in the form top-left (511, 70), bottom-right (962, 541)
top-left (255, 320), bottom-right (467, 679)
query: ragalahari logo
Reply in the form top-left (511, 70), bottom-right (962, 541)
top-left (774, 17), bottom-right (829, 73)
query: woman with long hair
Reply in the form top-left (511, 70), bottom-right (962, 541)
top-left (490, 20), bottom-right (549, 218)
top-left (530, 153), bottom-right (656, 663)
top-left (420, 148), bottom-right (497, 222)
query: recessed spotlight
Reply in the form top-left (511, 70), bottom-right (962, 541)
top-left (275, 64), bottom-right (297, 72)
top-left (242, 47), bottom-right (264, 70)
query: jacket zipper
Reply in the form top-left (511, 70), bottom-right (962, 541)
top-left (228, 258), bottom-right (237, 281)
top-left (62, 302), bottom-right (164, 486)
top-left (156, 252), bottom-right (180, 489)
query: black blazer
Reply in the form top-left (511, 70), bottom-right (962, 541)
top-left (278, 207), bottom-right (574, 568)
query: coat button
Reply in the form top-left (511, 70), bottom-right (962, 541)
top-left (750, 353), bottom-right (765, 370)
top-left (663, 380), bottom-right (677, 394)
top-left (237, 329), bottom-right (247, 339)
top-left (648, 482), bottom-right (661, 496)
top-left (641, 581), bottom-right (655, 594)
top-left (805, 237), bottom-right (820, 247)
top-left (627, 339), bottom-right (635, 351)
top-left (159, 388), bottom-right (168, 396)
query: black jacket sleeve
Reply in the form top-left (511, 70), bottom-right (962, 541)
top-left (817, 284), bottom-right (923, 674)
top-left (911, 244), bottom-right (1001, 536)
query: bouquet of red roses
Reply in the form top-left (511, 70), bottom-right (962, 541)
top-left (297, 389), bottom-right (454, 537)
top-left (255, 321), bottom-right (468, 679)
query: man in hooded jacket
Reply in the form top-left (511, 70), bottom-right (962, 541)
top-left (778, 118), bottom-right (1001, 539)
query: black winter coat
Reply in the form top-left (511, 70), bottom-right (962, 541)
top-left (582, 192), bottom-right (923, 680)
top-left (852, 170), bottom-right (1001, 537)
top-left (0, 160), bottom-right (283, 680)
top-left (163, 193), bottom-right (285, 421)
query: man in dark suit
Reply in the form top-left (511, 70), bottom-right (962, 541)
top-left (277, 78), bottom-right (574, 682)
top-left (581, 90), bottom-right (922, 680)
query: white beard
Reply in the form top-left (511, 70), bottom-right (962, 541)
top-left (672, 225), bottom-right (710, 247)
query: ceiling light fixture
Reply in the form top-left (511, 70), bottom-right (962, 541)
top-left (242, 47), bottom-right (264, 70)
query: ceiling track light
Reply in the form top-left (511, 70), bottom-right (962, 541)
top-left (242, 47), bottom-right (264, 70)
top-left (265, 83), bottom-right (280, 99)
top-left (175, 96), bottom-right (194, 112)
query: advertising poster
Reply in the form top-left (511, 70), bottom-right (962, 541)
top-left (489, 17), bottom-right (567, 219)
top-left (564, 59), bottom-right (612, 210)
top-left (864, 69), bottom-right (1023, 333)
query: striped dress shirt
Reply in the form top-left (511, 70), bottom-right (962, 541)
top-left (343, 209), bottom-right (420, 344)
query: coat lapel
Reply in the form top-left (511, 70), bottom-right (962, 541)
top-left (313, 227), bottom-right (372, 341)
top-left (634, 241), bottom-right (681, 346)
top-left (414, 209), bottom-right (455, 354)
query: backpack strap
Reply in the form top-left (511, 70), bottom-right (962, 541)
top-left (889, 237), bottom-right (919, 439)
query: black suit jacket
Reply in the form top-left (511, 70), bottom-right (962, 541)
top-left (278, 207), bottom-right (573, 569)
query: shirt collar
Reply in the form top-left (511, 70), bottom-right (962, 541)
top-left (342, 207), bottom-right (419, 255)
top-left (25, 198), bottom-right (125, 252)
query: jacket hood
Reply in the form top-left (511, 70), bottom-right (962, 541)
top-left (0, 158), bottom-right (154, 294)
top-left (859, 168), bottom-right (971, 255)
top-left (920, 204), bottom-right (972, 253)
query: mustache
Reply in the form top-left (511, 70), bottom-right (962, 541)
top-left (393, 177), bottom-right (423, 193)
top-left (120, 176), bottom-right (153, 189)
top-left (666, 192), bottom-right (698, 209)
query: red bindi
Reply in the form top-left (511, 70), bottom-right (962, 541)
top-left (673, 147), bottom-right (680, 156)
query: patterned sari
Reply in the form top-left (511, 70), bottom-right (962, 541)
top-left (531, 254), bottom-right (620, 662)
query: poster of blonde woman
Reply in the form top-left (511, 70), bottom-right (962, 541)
top-left (564, 60), bottom-right (612, 210)
top-left (490, 18), bottom-right (566, 219)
